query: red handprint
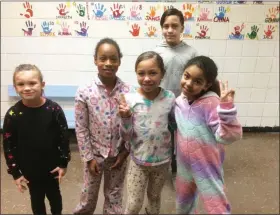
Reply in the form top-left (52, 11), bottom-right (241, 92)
top-left (129, 24), bottom-right (140, 36)
top-left (264, 25), bottom-right (275, 37)
top-left (111, 3), bottom-right (124, 18)
top-left (20, 1), bottom-right (33, 18)
top-left (57, 3), bottom-right (69, 16)
top-left (197, 25), bottom-right (208, 37)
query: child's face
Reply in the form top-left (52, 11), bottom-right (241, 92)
top-left (94, 43), bottom-right (120, 79)
top-left (181, 65), bottom-right (211, 100)
top-left (136, 58), bottom-right (163, 93)
top-left (162, 15), bottom-right (184, 46)
top-left (14, 70), bottom-right (45, 102)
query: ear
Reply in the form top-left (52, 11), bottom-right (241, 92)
top-left (181, 24), bottom-right (184, 33)
top-left (94, 58), bottom-right (97, 66)
top-left (42, 81), bottom-right (45, 88)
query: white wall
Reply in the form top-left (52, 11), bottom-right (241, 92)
top-left (1, 1), bottom-right (279, 127)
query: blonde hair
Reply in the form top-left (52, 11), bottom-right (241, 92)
top-left (13, 64), bottom-right (43, 85)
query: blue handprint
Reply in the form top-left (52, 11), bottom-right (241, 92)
top-left (93, 3), bottom-right (106, 18)
top-left (215, 6), bottom-right (227, 20)
top-left (41, 21), bottom-right (52, 34)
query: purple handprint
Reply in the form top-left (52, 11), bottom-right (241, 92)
top-left (75, 21), bottom-right (89, 37)
top-left (22, 20), bottom-right (36, 36)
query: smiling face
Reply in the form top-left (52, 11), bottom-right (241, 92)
top-left (136, 57), bottom-right (164, 94)
top-left (181, 65), bottom-right (211, 101)
top-left (94, 43), bottom-right (121, 80)
top-left (14, 70), bottom-right (45, 103)
top-left (162, 15), bottom-right (184, 46)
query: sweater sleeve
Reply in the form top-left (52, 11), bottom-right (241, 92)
top-left (206, 98), bottom-right (243, 144)
top-left (74, 87), bottom-right (94, 162)
top-left (2, 108), bottom-right (23, 180)
top-left (53, 104), bottom-right (71, 168)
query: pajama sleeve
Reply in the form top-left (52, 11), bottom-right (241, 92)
top-left (206, 98), bottom-right (243, 144)
top-left (75, 88), bottom-right (94, 162)
top-left (3, 108), bottom-right (22, 180)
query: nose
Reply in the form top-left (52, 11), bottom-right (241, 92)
top-left (167, 27), bottom-right (173, 33)
top-left (143, 75), bottom-right (151, 82)
top-left (185, 80), bottom-right (192, 87)
top-left (24, 85), bottom-right (31, 91)
top-left (105, 59), bottom-right (113, 66)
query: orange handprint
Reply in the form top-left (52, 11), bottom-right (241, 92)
top-left (147, 26), bottom-right (156, 37)
top-left (264, 25), bottom-right (275, 38)
top-left (183, 4), bottom-right (195, 20)
top-left (20, 1), bottom-right (33, 18)
top-left (267, 7), bottom-right (279, 19)
top-left (147, 6), bottom-right (157, 17)
top-left (130, 24), bottom-right (140, 36)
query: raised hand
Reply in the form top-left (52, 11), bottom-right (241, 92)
top-left (219, 80), bottom-right (235, 103)
top-left (118, 94), bottom-right (131, 118)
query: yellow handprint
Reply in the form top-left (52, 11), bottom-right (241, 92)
top-left (147, 26), bottom-right (156, 37)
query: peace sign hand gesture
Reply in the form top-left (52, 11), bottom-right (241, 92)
top-left (219, 80), bottom-right (235, 103)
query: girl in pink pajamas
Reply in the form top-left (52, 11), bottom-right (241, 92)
top-left (172, 56), bottom-right (243, 214)
top-left (73, 38), bottom-right (131, 214)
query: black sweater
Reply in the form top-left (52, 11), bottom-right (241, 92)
top-left (3, 99), bottom-right (71, 180)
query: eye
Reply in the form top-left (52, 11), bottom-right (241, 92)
top-left (16, 83), bottom-right (24, 86)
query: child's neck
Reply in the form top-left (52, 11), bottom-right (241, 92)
top-left (99, 75), bottom-right (117, 92)
top-left (22, 97), bottom-right (46, 108)
top-left (138, 87), bottom-right (161, 101)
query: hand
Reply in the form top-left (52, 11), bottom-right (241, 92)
top-left (15, 176), bottom-right (29, 193)
top-left (110, 149), bottom-right (129, 170)
top-left (219, 80), bottom-right (235, 103)
top-left (117, 94), bottom-right (132, 118)
top-left (50, 167), bottom-right (67, 184)
top-left (87, 159), bottom-right (100, 175)
top-left (129, 24), bottom-right (140, 36)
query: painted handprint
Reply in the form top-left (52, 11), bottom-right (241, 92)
top-left (60, 22), bottom-right (71, 35)
top-left (75, 21), bottom-right (89, 37)
top-left (247, 25), bottom-right (259, 39)
top-left (93, 3), bottom-right (106, 18)
top-left (147, 6), bottom-right (157, 18)
top-left (76, 4), bottom-right (86, 17)
top-left (22, 20), bottom-right (36, 36)
top-left (146, 26), bottom-right (157, 37)
top-left (129, 24), bottom-right (140, 37)
top-left (215, 6), bottom-right (229, 20)
top-left (20, 1), bottom-right (33, 18)
top-left (57, 3), bottom-right (69, 16)
top-left (229, 23), bottom-right (244, 39)
top-left (183, 24), bottom-right (192, 38)
top-left (197, 25), bottom-right (208, 38)
top-left (264, 25), bottom-right (275, 38)
top-left (41, 21), bottom-right (52, 34)
top-left (130, 5), bottom-right (140, 18)
top-left (199, 8), bottom-right (210, 21)
top-left (183, 4), bottom-right (195, 20)
top-left (265, 7), bottom-right (279, 23)
top-left (111, 3), bottom-right (124, 18)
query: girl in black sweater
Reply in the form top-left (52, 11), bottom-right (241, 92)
top-left (3, 64), bottom-right (71, 215)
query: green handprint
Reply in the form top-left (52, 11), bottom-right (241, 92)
top-left (76, 4), bottom-right (85, 17)
top-left (247, 25), bottom-right (259, 39)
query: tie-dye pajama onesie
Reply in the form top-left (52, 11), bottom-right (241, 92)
top-left (73, 76), bottom-right (131, 215)
top-left (173, 91), bottom-right (242, 214)
top-left (120, 88), bottom-right (175, 214)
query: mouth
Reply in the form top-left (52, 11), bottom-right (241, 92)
top-left (102, 69), bottom-right (115, 73)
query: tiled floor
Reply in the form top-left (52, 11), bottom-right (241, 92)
top-left (1, 132), bottom-right (279, 214)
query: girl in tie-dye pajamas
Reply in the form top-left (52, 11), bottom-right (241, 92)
top-left (73, 38), bottom-right (131, 215)
top-left (118, 51), bottom-right (175, 215)
top-left (172, 56), bottom-right (243, 214)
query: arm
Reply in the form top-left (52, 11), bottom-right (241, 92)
top-left (168, 103), bottom-right (177, 131)
top-left (207, 99), bottom-right (242, 144)
top-left (3, 108), bottom-right (22, 180)
top-left (75, 88), bottom-right (94, 162)
top-left (54, 105), bottom-right (71, 168)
